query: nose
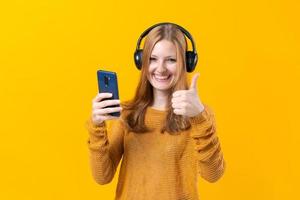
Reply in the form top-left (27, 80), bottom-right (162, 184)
top-left (156, 60), bottom-right (167, 73)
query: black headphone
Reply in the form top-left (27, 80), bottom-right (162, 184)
top-left (134, 22), bottom-right (198, 73)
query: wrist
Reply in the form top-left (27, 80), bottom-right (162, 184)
top-left (90, 117), bottom-right (105, 127)
top-left (198, 103), bottom-right (205, 113)
top-left (190, 104), bottom-right (209, 124)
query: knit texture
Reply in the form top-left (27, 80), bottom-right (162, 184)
top-left (86, 104), bottom-right (225, 200)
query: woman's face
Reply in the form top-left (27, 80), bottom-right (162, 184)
top-left (148, 39), bottom-right (178, 92)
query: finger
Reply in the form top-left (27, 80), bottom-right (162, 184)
top-left (189, 73), bottom-right (200, 90)
top-left (93, 99), bottom-right (120, 109)
top-left (173, 108), bottom-right (184, 115)
top-left (104, 115), bottom-right (119, 120)
top-left (172, 102), bottom-right (188, 109)
top-left (94, 107), bottom-right (122, 116)
top-left (171, 102), bottom-right (182, 109)
top-left (94, 115), bottom-right (118, 123)
top-left (93, 93), bottom-right (113, 103)
top-left (172, 90), bottom-right (188, 98)
top-left (171, 96), bottom-right (185, 103)
top-left (94, 106), bottom-right (122, 115)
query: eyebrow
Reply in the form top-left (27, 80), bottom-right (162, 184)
top-left (150, 54), bottom-right (176, 58)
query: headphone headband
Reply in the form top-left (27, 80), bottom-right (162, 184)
top-left (135, 22), bottom-right (197, 54)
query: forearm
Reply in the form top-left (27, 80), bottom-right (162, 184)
top-left (190, 105), bottom-right (226, 183)
top-left (196, 135), bottom-right (226, 183)
top-left (86, 118), bottom-right (122, 185)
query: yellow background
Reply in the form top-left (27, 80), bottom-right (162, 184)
top-left (0, 0), bottom-right (299, 199)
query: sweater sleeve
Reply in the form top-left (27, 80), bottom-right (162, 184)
top-left (85, 117), bottom-right (125, 185)
top-left (189, 104), bottom-right (226, 183)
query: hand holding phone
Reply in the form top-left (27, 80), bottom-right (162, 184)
top-left (91, 70), bottom-right (122, 125)
top-left (91, 93), bottom-right (122, 125)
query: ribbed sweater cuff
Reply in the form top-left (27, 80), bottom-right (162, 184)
top-left (85, 117), bottom-right (106, 136)
top-left (86, 118), bottom-right (109, 151)
top-left (189, 105), bottom-right (210, 125)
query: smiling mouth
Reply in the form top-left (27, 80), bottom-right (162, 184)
top-left (153, 74), bottom-right (172, 82)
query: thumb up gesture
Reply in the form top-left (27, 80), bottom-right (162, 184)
top-left (171, 73), bottom-right (205, 117)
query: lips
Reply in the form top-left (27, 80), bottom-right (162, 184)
top-left (153, 74), bottom-right (171, 82)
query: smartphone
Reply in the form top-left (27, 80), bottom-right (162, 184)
top-left (97, 70), bottom-right (120, 117)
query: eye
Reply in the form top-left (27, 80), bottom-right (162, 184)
top-left (167, 58), bottom-right (177, 63)
top-left (150, 57), bottom-right (157, 62)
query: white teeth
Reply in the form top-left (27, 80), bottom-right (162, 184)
top-left (154, 75), bottom-right (171, 81)
top-left (154, 75), bottom-right (170, 81)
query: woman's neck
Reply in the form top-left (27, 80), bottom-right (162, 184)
top-left (151, 89), bottom-right (169, 110)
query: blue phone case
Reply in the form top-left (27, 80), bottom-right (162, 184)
top-left (97, 70), bottom-right (120, 117)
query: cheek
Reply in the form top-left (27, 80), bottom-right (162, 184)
top-left (148, 63), bottom-right (155, 73)
top-left (147, 65), bottom-right (154, 81)
top-left (168, 64), bottom-right (178, 75)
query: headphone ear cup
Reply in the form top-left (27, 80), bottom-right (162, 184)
top-left (186, 51), bottom-right (198, 72)
top-left (134, 49), bottom-right (143, 70)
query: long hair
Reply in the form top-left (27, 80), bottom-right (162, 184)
top-left (122, 24), bottom-right (191, 134)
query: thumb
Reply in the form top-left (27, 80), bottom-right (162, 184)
top-left (189, 73), bottom-right (200, 90)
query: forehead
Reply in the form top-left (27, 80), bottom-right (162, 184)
top-left (151, 40), bottom-right (176, 56)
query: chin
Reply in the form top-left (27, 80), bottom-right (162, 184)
top-left (153, 86), bottom-right (171, 91)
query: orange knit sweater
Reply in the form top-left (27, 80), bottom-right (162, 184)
top-left (86, 104), bottom-right (225, 200)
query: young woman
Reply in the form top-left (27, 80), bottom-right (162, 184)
top-left (86, 23), bottom-right (226, 200)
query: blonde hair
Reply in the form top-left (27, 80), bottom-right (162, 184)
top-left (122, 24), bottom-right (191, 134)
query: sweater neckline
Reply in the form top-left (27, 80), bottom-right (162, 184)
top-left (147, 106), bottom-right (167, 114)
